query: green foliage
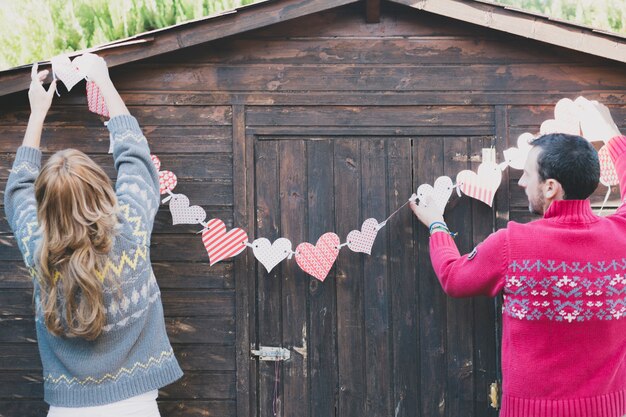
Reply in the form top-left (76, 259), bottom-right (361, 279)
top-left (492, 0), bottom-right (626, 34)
top-left (0, 0), bottom-right (257, 70)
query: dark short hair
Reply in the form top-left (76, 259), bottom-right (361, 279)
top-left (531, 133), bottom-right (600, 199)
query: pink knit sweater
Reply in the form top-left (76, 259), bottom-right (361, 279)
top-left (429, 136), bottom-right (626, 417)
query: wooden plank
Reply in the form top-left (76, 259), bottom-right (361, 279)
top-left (111, 64), bottom-right (626, 93)
top-left (171, 37), bottom-right (588, 66)
top-left (158, 400), bottom-right (236, 417)
top-left (443, 137), bottom-right (475, 417)
top-left (415, 137), bottom-right (447, 417)
top-left (279, 140), bottom-right (309, 417)
top-left (159, 371), bottom-right (236, 399)
top-left (246, 106), bottom-right (494, 127)
top-left (153, 262), bottom-right (234, 290)
top-left (0, 125), bottom-right (233, 153)
top-left (160, 290), bottom-right (235, 317)
top-left (249, 126), bottom-right (494, 136)
top-left (334, 139), bottom-right (365, 417)
top-left (0, 400), bottom-right (48, 416)
top-left (361, 139), bottom-right (392, 416)
top-left (254, 139), bottom-right (284, 417)
top-left (173, 345), bottom-right (236, 371)
top-left (306, 139), bottom-right (337, 417)
top-left (387, 138), bottom-right (419, 417)
top-left (508, 105), bottom-right (626, 128)
top-left (0, 105), bottom-right (232, 127)
top-left (0, 263), bottom-right (32, 289)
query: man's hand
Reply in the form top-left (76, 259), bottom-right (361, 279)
top-left (575, 96), bottom-right (621, 143)
top-left (410, 195), bottom-right (445, 229)
top-left (28, 63), bottom-right (56, 120)
top-left (73, 53), bottom-right (110, 87)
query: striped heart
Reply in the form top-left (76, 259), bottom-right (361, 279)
top-left (202, 219), bottom-right (248, 266)
top-left (295, 233), bottom-right (340, 282)
top-left (86, 81), bottom-right (109, 117)
top-left (456, 162), bottom-right (502, 207)
top-left (159, 170), bottom-right (177, 194)
top-left (346, 218), bottom-right (379, 255)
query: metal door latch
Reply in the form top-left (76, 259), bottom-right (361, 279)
top-left (251, 346), bottom-right (291, 361)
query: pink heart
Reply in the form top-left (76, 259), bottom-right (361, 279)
top-left (159, 170), bottom-right (177, 194)
top-left (346, 218), bottom-right (379, 255)
top-left (86, 81), bottom-right (109, 117)
top-left (51, 55), bottom-right (83, 91)
top-left (202, 219), bottom-right (248, 266)
top-left (456, 162), bottom-right (502, 207)
top-left (295, 233), bottom-right (340, 282)
top-left (169, 194), bottom-right (206, 225)
top-left (151, 155), bottom-right (161, 171)
top-left (598, 145), bottom-right (618, 186)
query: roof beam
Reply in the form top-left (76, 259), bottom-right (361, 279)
top-left (390, 0), bottom-right (626, 64)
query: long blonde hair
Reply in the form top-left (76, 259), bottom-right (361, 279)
top-left (34, 149), bottom-right (118, 340)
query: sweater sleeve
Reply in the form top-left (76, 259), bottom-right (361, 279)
top-left (429, 228), bottom-right (508, 298)
top-left (606, 135), bottom-right (626, 217)
top-left (107, 115), bottom-right (160, 238)
top-left (4, 146), bottom-right (43, 268)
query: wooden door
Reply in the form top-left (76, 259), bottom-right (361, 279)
top-left (248, 134), bottom-right (500, 417)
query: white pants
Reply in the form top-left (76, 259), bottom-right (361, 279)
top-left (47, 390), bottom-right (160, 417)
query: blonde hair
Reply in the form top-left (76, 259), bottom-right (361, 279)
top-left (34, 149), bottom-right (118, 340)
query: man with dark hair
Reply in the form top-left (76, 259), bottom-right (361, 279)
top-left (411, 98), bottom-right (626, 417)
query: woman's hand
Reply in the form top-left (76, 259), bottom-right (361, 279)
top-left (28, 63), bottom-right (56, 120)
top-left (73, 53), bottom-right (110, 87)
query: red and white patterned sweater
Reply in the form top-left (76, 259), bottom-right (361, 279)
top-left (429, 136), bottom-right (626, 417)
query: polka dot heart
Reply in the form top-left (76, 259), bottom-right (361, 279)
top-left (159, 170), bottom-right (178, 195)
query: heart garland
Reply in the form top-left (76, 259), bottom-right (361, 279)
top-left (346, 218), bottom-right (380, 255)
top-left (51, 54), bottom-right (108, 117)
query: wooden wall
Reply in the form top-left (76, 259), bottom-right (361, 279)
top-left (0, 2), bottom-right (625, 417)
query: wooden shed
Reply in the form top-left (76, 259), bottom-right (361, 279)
top-left (1, 0), bottom-right (626, 416)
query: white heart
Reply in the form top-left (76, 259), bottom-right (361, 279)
top-left (503, 132), bottom-right (534, 170)
top-left (456, 162), bottom-right (502, 207)
top-left (553, 98), bottom-right (580, 135)
top-left (416, 176), bottom-right (453, 215)
top-left (51, 55), bottom-right (84, 92)
top-left (346, 218), bottom-right (380, 255)
top-left (252, 238), bottom-right (293, 273)
top-left (169, 194), bottom-right (207, 224)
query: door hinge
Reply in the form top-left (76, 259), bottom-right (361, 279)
top-left (251, 346), bottom-right (291, 361)
top-left (489, 381), bottom-right (500, 409)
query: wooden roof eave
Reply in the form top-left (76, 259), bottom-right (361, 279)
top-left (389, 0), bottom-right (626, 65)
top-left (0, 0), bottom-right (358, 97)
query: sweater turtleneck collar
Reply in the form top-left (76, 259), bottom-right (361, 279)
top-left (542, 199), bottom-right (599, 224)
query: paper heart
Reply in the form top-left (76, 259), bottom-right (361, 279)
top-left (598, 145), bottom-right (619, 186)
top-left (416, 176), bottom-right (453, 215)
top-left (553, 98), bottom-right (580, 135)
top-left (169, 194), bottom-right (207, 225)
top-left (151, 155), bottom-right (161, 171)
top-left (202, 218), bottom-right (248, 266)
top-left (295, 233), bottom-right (340, 282)
top-left (51, 55), bottom-right (83, 92)
top-left (251, 238), bottom-right (293, 273)
top-left (86, 81), bottom-right (109, 117)
top-left (346, 218), bottom-right (380, 255)
top-left (456, 162), bottom-right (502, 207)
top-left (159, 170), bottom-right (177, 194)
top-left (503, 132), bottom-right (534, 170)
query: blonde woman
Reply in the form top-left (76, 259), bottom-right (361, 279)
top-left (4, 54), bottom-right (182, 416)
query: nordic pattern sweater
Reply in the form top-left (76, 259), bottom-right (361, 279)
top-left (4, 115), bottom-right (183, 406)
top-left (429, 135), bottom-right (626, 417)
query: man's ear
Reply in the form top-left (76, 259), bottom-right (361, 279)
top-left (543, 178), bottom-right (565, 201)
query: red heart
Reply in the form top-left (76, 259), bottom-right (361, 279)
top-left (86, 81), bottom-right (109, 117)
top-left (202, 219), bottom-right (248, 266)
top-left (295, 233), bottom-right (340, 282)
top-left (159, 170), bottom-right (177, 194)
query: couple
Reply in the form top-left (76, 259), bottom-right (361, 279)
top-left (5, 53), bottom-right (625, 416)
